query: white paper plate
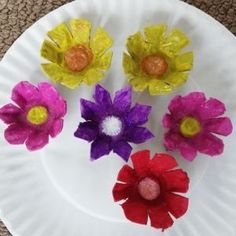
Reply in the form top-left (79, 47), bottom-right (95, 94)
top-left (0, 0), bottom-right (236, 235)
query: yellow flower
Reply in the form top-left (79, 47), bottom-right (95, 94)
top-left (40, 19), bottom-right (113, 89)
top-left (123, 25), bottom-right (193, 95)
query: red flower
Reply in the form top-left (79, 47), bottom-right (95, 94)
top-left (112, 150), bottom-right (189, 231)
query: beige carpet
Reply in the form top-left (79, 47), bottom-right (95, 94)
top-left (0, 0), bottom-right (235, 235)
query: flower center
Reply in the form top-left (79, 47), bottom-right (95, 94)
top-left (138, 177), bottom-right (160, 201)
top-left (27, 106), bottom-right (48, 125)
top-left (64, 45), bottom-right (93, 72)
top-left (141, 54), bottom-right (168, 77)
top-left (101, 116), bottom-right (122, 137)
top-left (180, 117), bottom-right (201, 137)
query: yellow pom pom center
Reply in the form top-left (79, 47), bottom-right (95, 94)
top-left (27, 106), bottom-right (48, 125)
top-left (141, 54), bottom-right (168, 77)
top-left (64, 45), bottom-right (93, 72)
top-left (180, 117), bottom-right (201, 138)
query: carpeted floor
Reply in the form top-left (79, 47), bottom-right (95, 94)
top-left (0, 0), bottom-right (235, 235)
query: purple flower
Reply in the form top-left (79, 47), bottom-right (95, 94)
top-left (74, 84), bottom-right (154, 161)
top-left (162, 92), bottom-right (233, 161)
top-left (0, 81), bottom-right (67, 151)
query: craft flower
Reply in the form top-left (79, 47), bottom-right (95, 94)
top-left (112, 150), bottom-right (189, 231)
top-left (0, 81), bottom-right (67, 151)
top-left (123, 24), bottom-right (193, 95)
top-left (41, 18), bottom-right (113, 89)
top-left (74, 84), bottom-right (154, 161)
top-left (162, 92), bottom-right (233, 161)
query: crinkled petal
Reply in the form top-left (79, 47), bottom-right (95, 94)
top-left (121, 199), bottom-right (148, 225)
top-left (162, 114), bottom-right (173, 128)
top-left (82, 68), bottom-right (104, 86)
top-left (149, 204), bottom-right (174, 230)
top-left (179, 142), bottom-right (198, 161)
top-left (90, 27), bottom-right (113, 57)
top-left (175, 52), bottom-right (194, 72)
top-left (4, 124), bottom-right (30, 145)
top-left (195, 132), bottom-right (224, 156)
top-left (113, 86), bottom-right (132, 113)
top-left (41, 63), bottom-right (83, 89)
top-left (0, 104), bottom-right (22, 124)
top-left (150, 153), bottom-right (178, 174)
top-left (49, 119), bottom-right (64, 138)
top-left (123, 53), bottom-right (139, 74)
top-left (160, 29), bottom-right (190, 58)
top-left (166, 72), bottom-right (188, 88)
top-left (112, 183), bottom-right (131, 202)
top-left (93, 51), bottom-right (113, 70)
top-left (126, 127), bottom-right (154, 144)
top-left (69, 18), bottom-right (91, 45)
top-left (164, 131), bottom-right (184, 151)
top-left (80, 99), bottom-right (101, 121)
top-left (91, 137), bottom-right (111, 160)
top-left (94, 84), bottom-right (112, 108)
top-left (113, 141), bottom-right (132, 162)
top-left (11, 81), bottom-right (40, 108)
top-left (47, 23), bottom-right (72, 50)
top-left (25, 132), bottom-right (49, 151)
top-left (131, 150), bottom-right (150, 177)
top-left (148, 79), bottom-right (172, 96)
top-left (198, 98), bottom-right (226, 120)
top-left (74, 121), bottom-right (98, 142)
top-left (161, 169), bottom-right (189, 193)
top-left (117, 165), bottom-right (137, 184)
top-left (205, 117), bottom-right (233, 136)
top-left (165, 192), bottom-right (189, 219)
top-left (127, 103), bottom-right (152, 125)
top-left (128, 75), bottom-right (148, 92)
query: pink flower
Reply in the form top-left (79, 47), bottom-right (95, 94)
top-left (162, 92), bottom-right (233, 161)
top-left (0, 81), bottom-right (67, 151)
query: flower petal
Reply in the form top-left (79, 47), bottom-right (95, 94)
top-left (121, 199), bottom-right (148, 225)
top-left (165, 192), bottom-right (189, 218)
top-left (161, 169), bottom-right (189, 193)
top-left (123, 53), bottom-right (139, 75)
top-left (80, 99), bottom-right (101, 121)
top-left (4, 124), bottom-right (30, 144)
top-left (195, 133), bottom-right (224, 156)
top-left (112, 183), bottom-right (131, 202)
top-left (0, 104), bottom-right (22, 124)
top-left (113, 141), bottom-right (132, 162)
top-left (25, 132), bottom-right (49, 151)
top-left (205, 117), bottom-right (233, 136)
top-left (148, 79), bottom-right (172, 96)
top-left (128, 75), bottom-right (148, 92)
top-left (179, 142), bottom-right (198, 161)
top-left (131, 150), bottom-right (150, 177)
top-left (90, 27), bottom-right (113, 57)
top-left (163, 131), bottom-right (184, 151)
top-left (91, 137), bottom-right (111, 160)
top-left (94, 84), bottom-right (112, 108)
top-left (93, 51), bottom-right (113, 70)
top-left (113, 86), bottom-right (132, 113)
top-left (198, 98), bottom-right (226, 120)
top-left (49, 119), bottom-right (64, 138)
top-left (74, 121), bottom-right (98, 142)
top-left (162, 114), bottom-right (173, 128)
top-left (69, 18), bottom-right (91, 45)
top-left (47, 23), bottom-right (72, 50)
top-left (117, 165), bottom-right (137, 184)
top-left (82, 68), bottom-right (104, 86)
top-left (150, 153), bottom-right (178, 174)
top-left (127, 103), bottom-right (152, 125)
top-left (175, 52), bottom-right (194, 72)
top-left (166, 72), bottom-right (188, 88)
top-left (126, 127), bottom-right (154, 144)
top-left (11, 81), bottom-right (40, 108)
top-left (149, 204), bottom-right (174, 230)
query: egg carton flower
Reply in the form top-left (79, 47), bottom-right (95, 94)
top-left (162, 92), bottom-right (233, 161)
top-left (113, 150), bottom-right (189, 231)
top-left (123, 24), bottom-right (193, 95)
top-left (74, 84), bottom-right (154, 161)
top-left (0, 81), bottom-right (67, 151)
top-left (41, 18), bottom-right (113, 89)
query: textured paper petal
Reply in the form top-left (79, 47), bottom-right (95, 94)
top-left (0, 104), bottom-right (22, 124)
top-left (69, 18), bottom-right (91, 45)
top-left (93, 51), bottom-right (113, 70)
top-left (123, 53), bottom-right (139, 74)
top-left (80, 99), bottom-right (101, 121)
top-left (91, 137), bottom-right (111, 160)
top-left (166, 72), bottom-right (188, 88)
top-left (122, 199), bottom-right (148, 225)
top-left (162, 114), bottom-right (173, 128)
top-left (127, 103), bottom-right (152, 125)
top-left (117, 165), bottom-right (137, 184)
top-left (126, 127), bottom-right (154, 144)
top-left (128, 75), bottom-right (148, 92)
top-left (163, 131), bottom-right (184, 151)
top-left (90, 27), bottom-right (113, 57)
top-left (49, 119), bottom-right (64, 138)
top-left (94, 84), bottom-right (112, 108)
top-left (148, 79), bottom-right (172, 95)
top-left (175, 52), bottom-right (194, 71)
top-left (47, 23), bottom-right (72, 50)
top-left (165, 192), bottom-right (189, 219)
top-left (113, 141), bottom-right (132, 162)
top-left (74, 121), bottom-right (98, 142)
top-left (82, 68), bottom-right (104, 86)
top-left (25, 132), bottom-right (49, 151)
top-left (113, 86), bottom-right (132, 113)
top-left (179, 142), bottom-right (198, 161)
top-left (131, 150), bottom-right (150, 177)
top-left (112, 183), bottom-right (131, 202)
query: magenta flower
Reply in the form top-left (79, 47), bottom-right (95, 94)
top-left (162, 92), bottom-right (233, 161)
top-left (0, 81), bottom-right (67, 151)
top-left (74, 84), bottom-right (154, 161)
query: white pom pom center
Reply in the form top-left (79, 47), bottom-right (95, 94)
top-left (101, 116), bottom-right (122, 137)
